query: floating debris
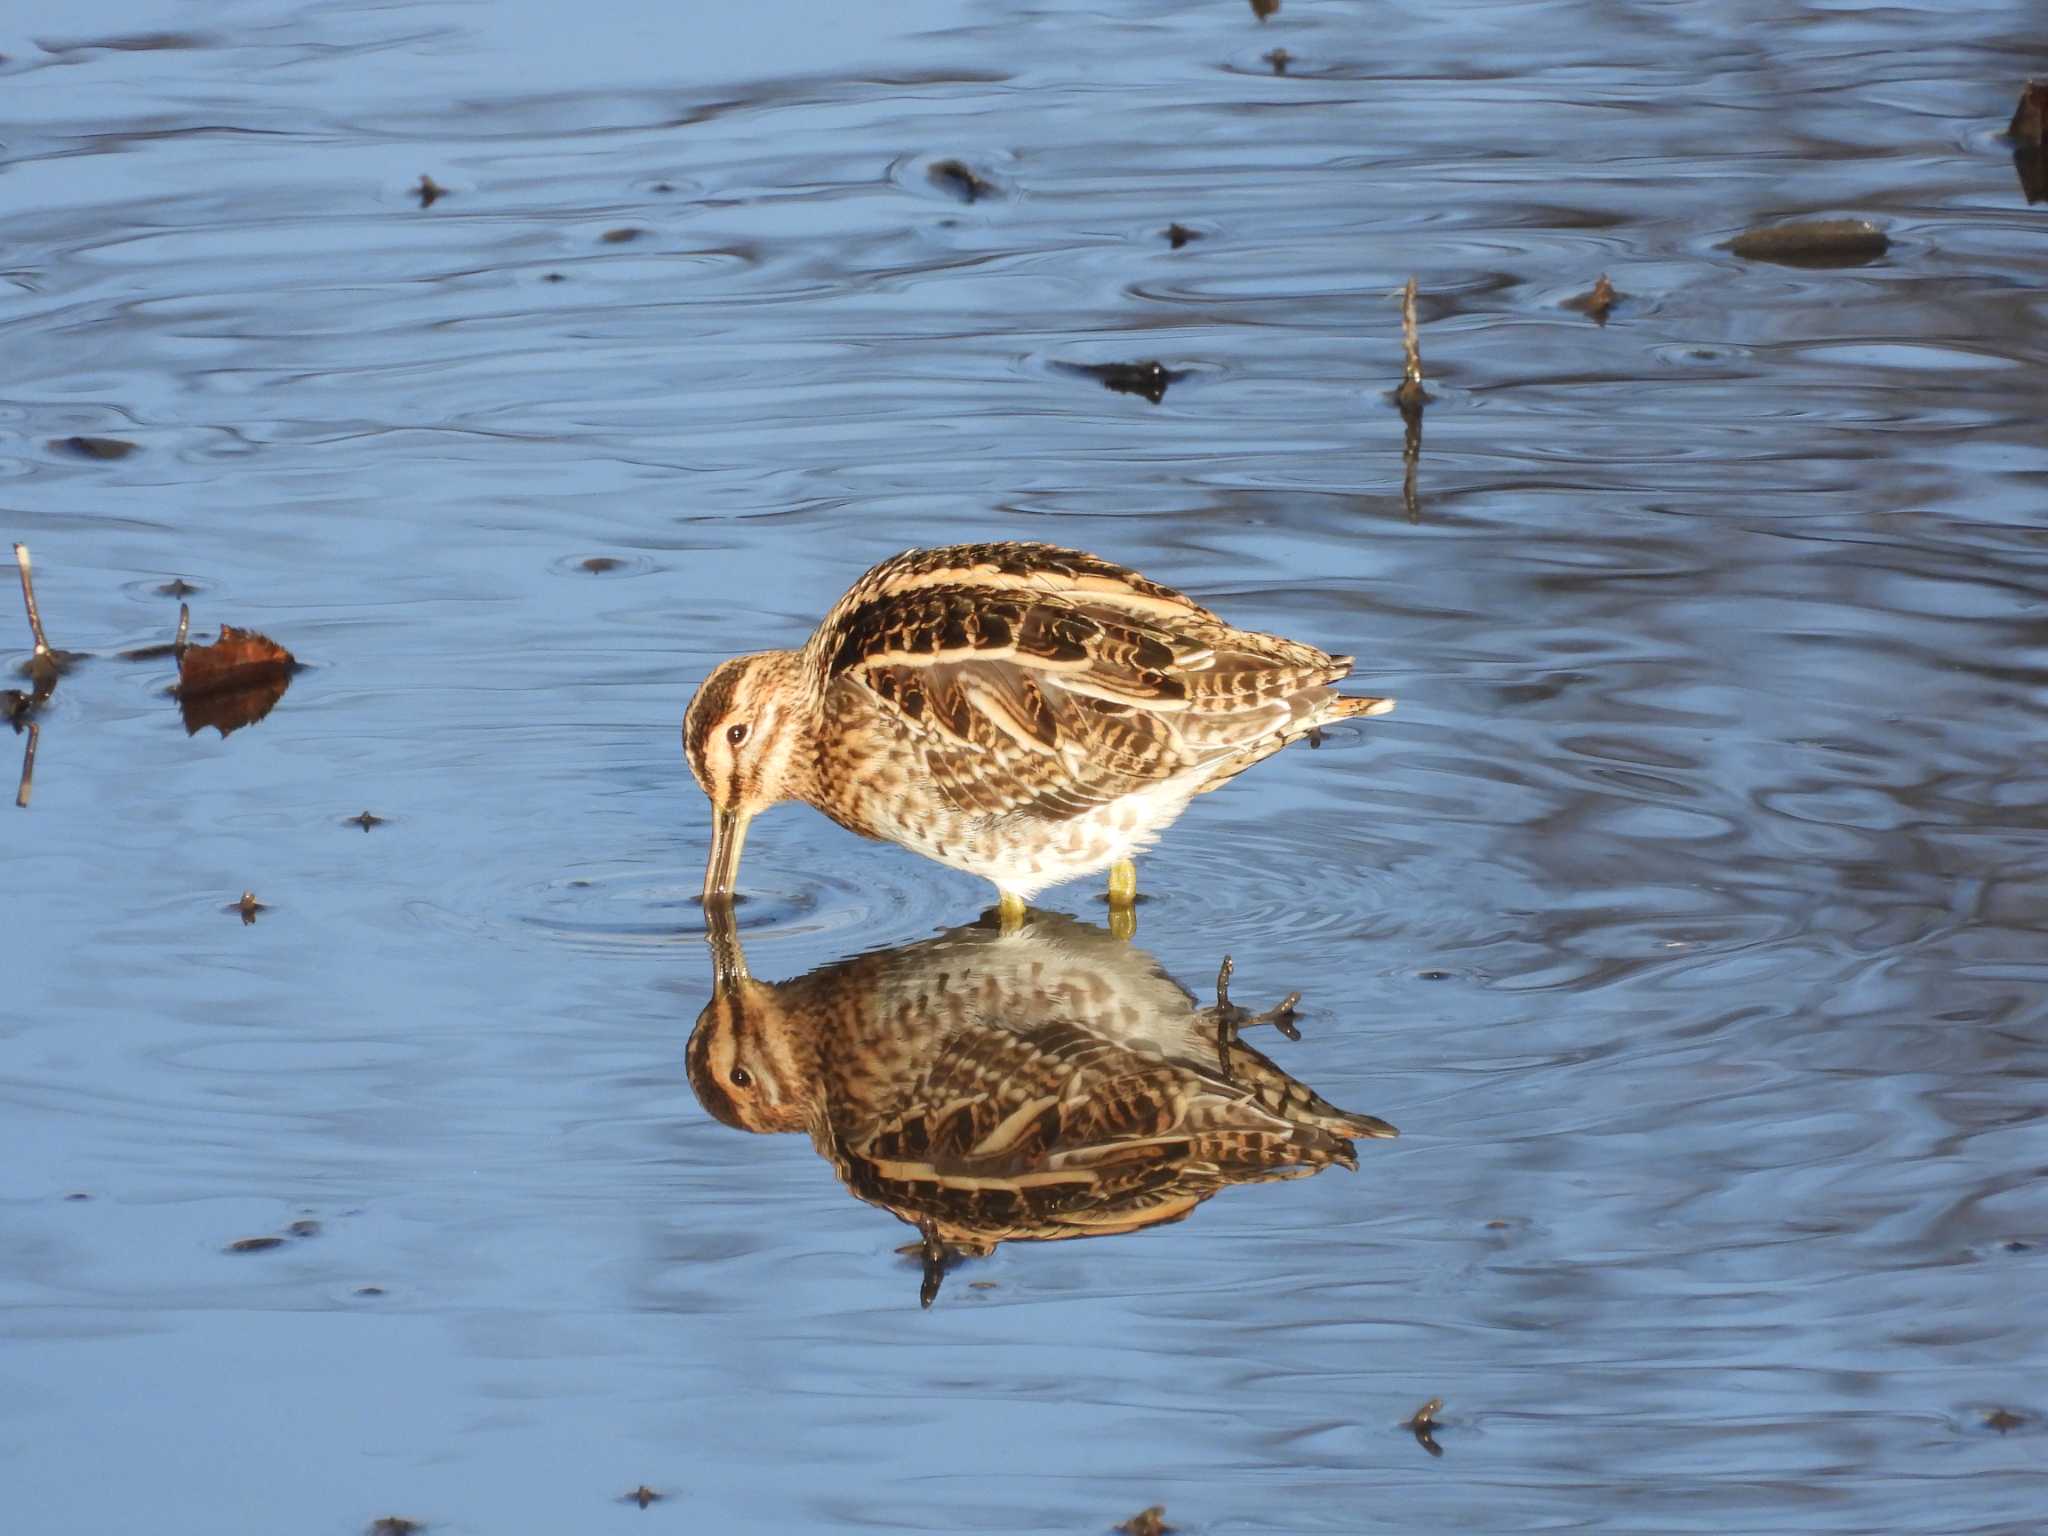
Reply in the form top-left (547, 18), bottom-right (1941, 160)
top-left (13, 543), bottom-right (81, 693)
top-left (2011, 80), bottom-right (2048, 146)
top-left (1263, 48), bottom-right (1291, 75)
top-left (651, 181), bottom-right (676, 194)
top-left (224, 1235), bottom-right (285, 1254)
top-left (580, 556), bottom-right (626, 574)
top-left (1564, 273), bottom-right (1618, 323)
top-left (348, 810), bottom-right (387, 832)
top-left (1056, 359), bottom-right (1181, 404)
top-left (2012, 82), bottom-right (2048, 203)
top-left (49, 435), bottom-right (137, 461)
top-left (1406, 1395), bottom-right (1445, 1457)
top-left (157, 577), bottom-right (200, 598)
top-left (176, 622), bottom-right (296, 737)
top-left (287, 1219), bottom-right (322, 1239)
top-left (64, 1191), bottom-right (92, 1202)
top-left (619, 1486), bottom-right (664, 1510)
top-left (1726, 218), bottom-right (1889, 267)
top-left (1117, 1507), bottom-right (1173, 1536)
top-left (1164, 222), bottom-right (1201, 249)
top-left (413, 175), bottom-right (446, 209)
top-left (600, 227), bottom-right (643, 244)
top-left (354, 1285), bottom-right (387, 1297)
top-left (926, 158), bottom-right (995, 204)
top-left (541, 271), bottom-right (567, 283)
top-left (1249, 0), bottom-right (1279, 19)
top-left (228, 890), bottom-right (267, 925)
top-left (1983, 1407), bottom-right (2028, 1434)
top-left (368, 1519), bottom-right (422, 1536)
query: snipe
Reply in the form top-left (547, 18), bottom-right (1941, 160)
top-left (683, 541), bottom-right (1394, 913)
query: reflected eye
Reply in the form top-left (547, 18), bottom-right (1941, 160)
top-left (729, 1066), bottom-right (753, 1089)
top-left (726, 723), bottom-right (749, 746)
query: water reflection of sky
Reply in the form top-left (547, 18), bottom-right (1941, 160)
top-left (5, 0), bottom-right (2046, 1532)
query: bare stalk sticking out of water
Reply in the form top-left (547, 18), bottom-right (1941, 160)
top-left (15, 544), bottom-right (49, 658)
top-left (174, 601), bottom-right (191, 658)
top-left (15, 722), bottom-right (37, 809)
top-left (1394, 277), bottom-right (1428, 413)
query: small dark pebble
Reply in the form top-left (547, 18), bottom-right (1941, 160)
top-left (287, 1219), bottom-right (322, 1238)
top-left (1117, 1507), bottom-right (1172, 1536)
top-left (354, 1285), bottom-right (387, 1297)
top-left (927, 159), bottom-right (995, 204)
top-left (580, 556), bottom-right (625, 573)
top-left (600, 227), bottom-right (642, 244)
top-left (620, 1486), bottom-right (663, 1509)
top-left (64, 1192), bottom-right (92, 1202)
top-left (1263, 48), bottom-right (1291, 74)
top-left (369, 1519), bottom-right (422, 1536)
top-left (50, 435), bottom-right (137, 461)
top-left (1164, 222), bottom-right (1201, 248)
top-left (157, 578), bottom-right (200, 598)
top-left (224, 1236), bottom-right (286, 1254)
top-left (414, 175), bottom-right (446, 208)
top-left (1726, 218), bottom-right (1888, 267)
top-left (349, 810), bottom-right (387, 831)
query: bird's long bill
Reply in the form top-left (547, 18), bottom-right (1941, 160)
top-left (702, 808), bottom-right (751, 905)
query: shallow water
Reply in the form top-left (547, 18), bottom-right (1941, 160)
top-left (5, 1), bottom-right (2046, 1531)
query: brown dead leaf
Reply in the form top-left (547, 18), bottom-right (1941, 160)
top-left (176, 624), bottom-right (295, 736)
top-left (177, 624), bottom-right (294, 699)
top-left (1117, 1507), bottom-right (1172, 1536)
top-left (1564, 273), bottom-right (1618, 322)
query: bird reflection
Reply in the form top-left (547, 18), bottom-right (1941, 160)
top-left (688, 907), bottom-right (1396, 1305)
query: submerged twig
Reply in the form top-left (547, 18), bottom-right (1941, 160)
top-left (14, 721), bottom-right (36, 808)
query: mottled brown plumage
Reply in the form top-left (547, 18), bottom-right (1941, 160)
top-left (683, 541), bottom-right (1394, 904)
top-left (687, 907), bottom-right (1396, 1302)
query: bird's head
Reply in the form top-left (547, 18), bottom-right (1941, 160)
top-left (682, 650), bottom-right (810, 903)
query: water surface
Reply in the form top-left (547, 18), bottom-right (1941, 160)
top-left (4, 1), bottom-right (2046, 1532)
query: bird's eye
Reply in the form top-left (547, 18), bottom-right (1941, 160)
top-left (726, 723), bottom-right (749, 746)
top-left (729, 1066), bottom-right (753, 1089)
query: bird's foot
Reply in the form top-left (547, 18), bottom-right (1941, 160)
top-left (1207, 955), bottom-right (1304, 1055)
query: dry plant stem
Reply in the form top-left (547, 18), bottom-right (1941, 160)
top-left (16, 721), bottom-right (37, 809)
top-left (1395, 276), bottom-right (1428, 411)
top-left (14, 544), bottom-right (50, 656)
top-left (174, 602), bottom-right (190, 656)
top-left (1402, 401), bottom-right (1423, 522)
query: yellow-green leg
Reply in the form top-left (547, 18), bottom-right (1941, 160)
top-left (998, 890), bottom-right (1027, 935)
top-left (1107, 859), bottom-right (1138, 905)
top-left (1107, 859), bottom-right (1138, 941)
